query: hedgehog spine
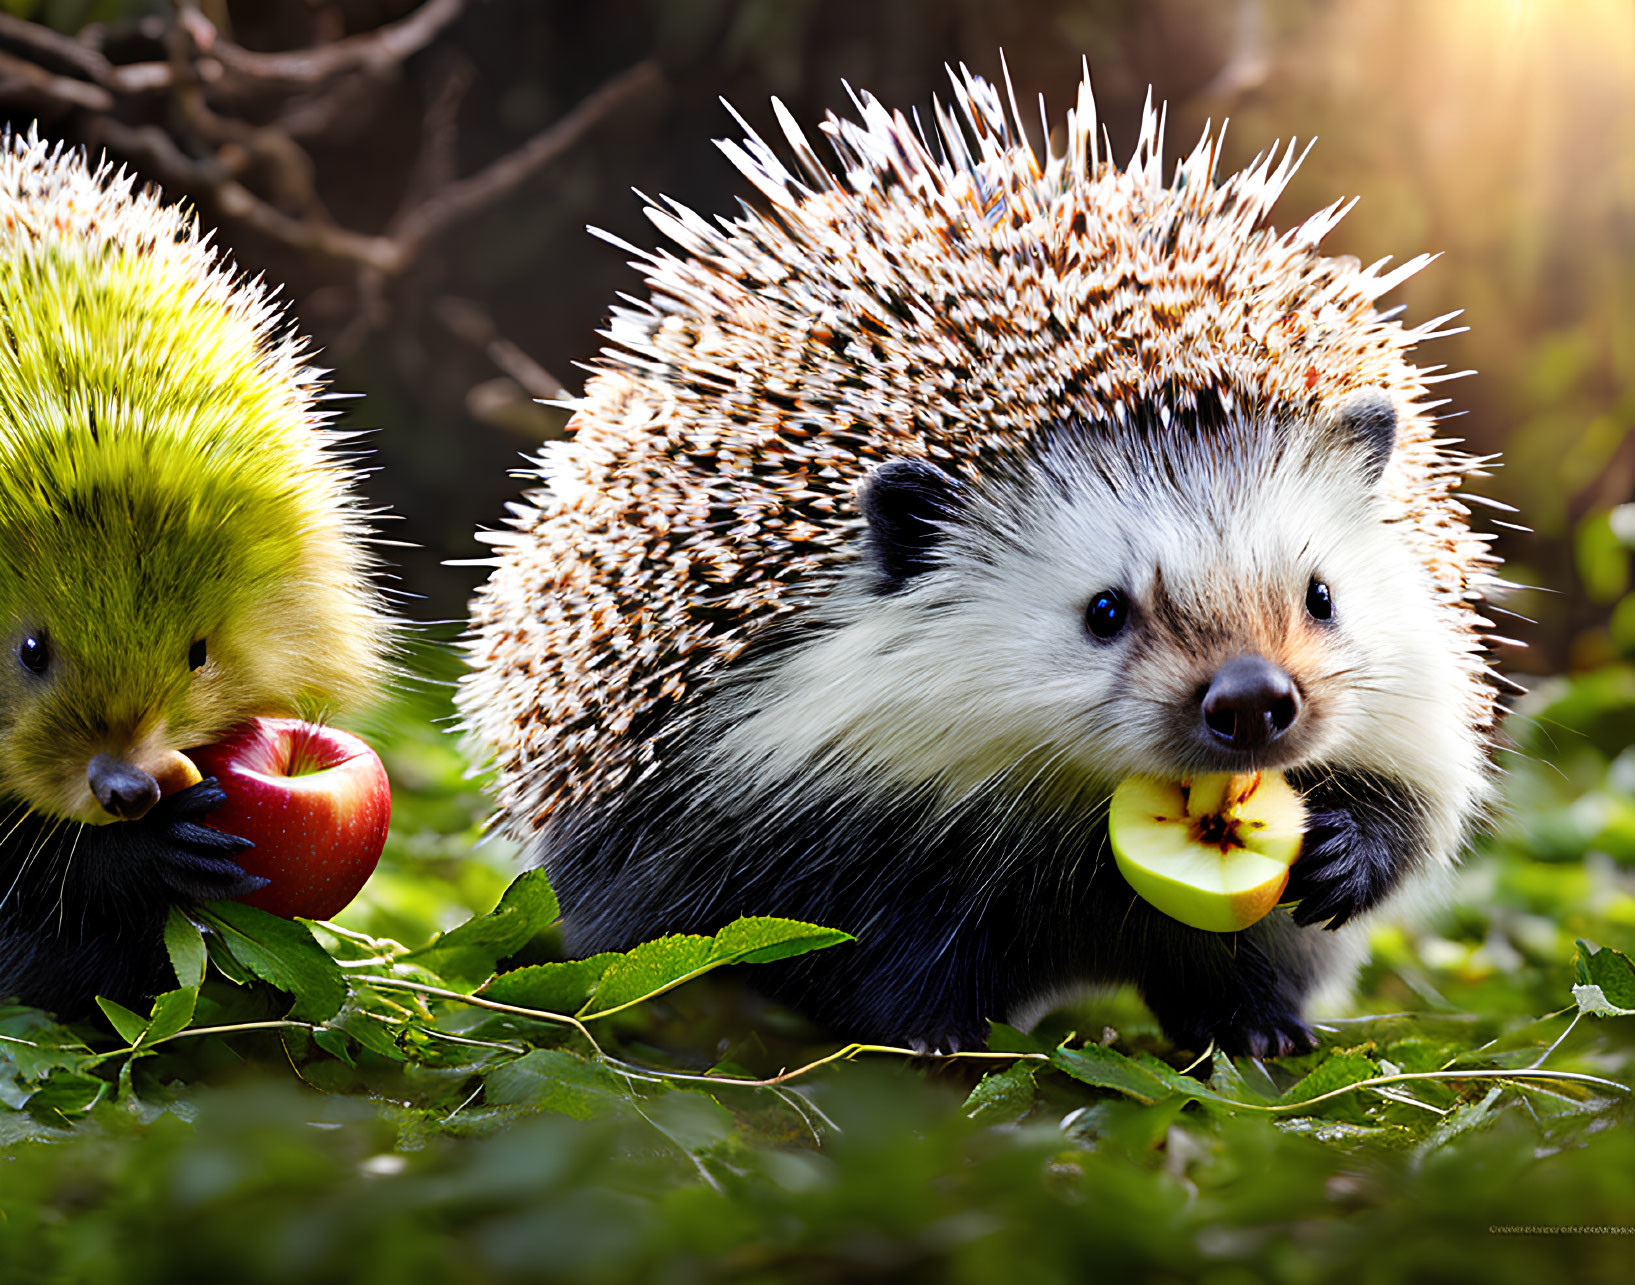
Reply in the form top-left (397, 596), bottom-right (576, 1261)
top-left (0, 132), bottom-right (390, 1013)
top-left (459, 66), bottom-right (1502, 1056)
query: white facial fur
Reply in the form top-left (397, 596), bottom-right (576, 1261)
top-left (703, 414), bottom-right (1488, 867)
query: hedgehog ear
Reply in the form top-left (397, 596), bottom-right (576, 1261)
top-left (860, 458), bottom-right (966, 593)
top-left (1331, 387), bottom-right (1397, 484)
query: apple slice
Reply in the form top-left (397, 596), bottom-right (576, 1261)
top-left (186, 717), bottom-right (391, 920)
top-left (1108, 771), bottom-right (1306, 932)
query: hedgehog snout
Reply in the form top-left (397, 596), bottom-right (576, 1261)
top-left (1199, 656), bottom-right (1301, 753)
top-left (87, 753), bottom-right (160, 821)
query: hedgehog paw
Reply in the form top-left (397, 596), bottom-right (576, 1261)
top-left (1284, 808), bottom-right (1390, 930)
top-left (1215, 1012), bottom-right (1318, 1060)
top-left (94, 780), bottom-right (265, 904)
top-left (1148, 992), bottom-right (1316, 1062)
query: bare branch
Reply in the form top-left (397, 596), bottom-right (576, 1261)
top-left (0, 13), bottom-right (110, 81)
top-left (0, 14), bottom-right (178, 95)
top-left (0, 8), bottom-right (659, 376)
top-left (0, 47), bottom-right (113, 112)
top-left (190, 0), bottom-right (467, 86)
top-left (273, 68), bottom-right (387, 140)
top-left (399, 56), bottom-right (474, 212)
top-left (437, 297), bottom-right (569, 401)
top-left (84, 117), bottom-right (403, 272)
top-left (389, 57), bottom-right (662, 253)
top-left (69, 53), bottom-right (656, 285)
top-left (162, 21), bottom-right (325, 217)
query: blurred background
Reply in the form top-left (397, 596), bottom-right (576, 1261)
top-left (1, 0), bottom-right (1632, 676)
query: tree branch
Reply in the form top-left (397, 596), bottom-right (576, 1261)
top-left (387, 57), bottom-right (662, 254)
top-left (0, 47), bottom-right (113, 112)
top-left (185, 0), bottom-right (467, 86)
top-left (73, 51), bottom-right (659, 281)
top-left (437, 297), bottom-right (568, 401)
top-left (84, 117), bottom-right (403, 271)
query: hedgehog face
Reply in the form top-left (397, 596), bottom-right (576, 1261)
top-left (705, 396), bottom-right (1485, 823)
top-left (1002, 416), bottom-right (1450, 787)
top-left (0, 474), bottom-right (381, 825)
top-left (0, 523), bottom-right (263, 824)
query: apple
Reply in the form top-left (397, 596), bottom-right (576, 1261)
top-left (1107, 771), bottom-right (1306, 933)
top-left (185, 717), bottom-right (391, 920)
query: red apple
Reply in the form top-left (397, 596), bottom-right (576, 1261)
top-left (185, 717), bottom-right (391, 920)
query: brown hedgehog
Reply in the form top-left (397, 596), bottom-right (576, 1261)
top-left (458, 66), bottom-right (1505, 1056)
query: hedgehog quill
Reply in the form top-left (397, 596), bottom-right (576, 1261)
top-left (460, 67), bottom-right (1506, 1056)
top-left (0, 134), bottom-right (390, 1013)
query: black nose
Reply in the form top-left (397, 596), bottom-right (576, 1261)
top-left (1200, 656), bottom-right (1301, 752)
top-left (88, 754), bottom-right (160, 820)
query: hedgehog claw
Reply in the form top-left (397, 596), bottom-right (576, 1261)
top-left (1285, 807), bottom-right (1388, 929)
top-left (1228, 1016), bottom-right (1318, 1060)
top-left (85, 777), bottom-right (261, 903)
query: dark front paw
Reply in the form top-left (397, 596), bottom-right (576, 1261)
top-left (92, 780), bottom-right (265, 904)
top-left (1150, 993), bottom-right (1317, 1060)
top-left (1213, 1010), bottom-right (1318, 1060)
top-left (1284, 806), bottom-right (1393, 930)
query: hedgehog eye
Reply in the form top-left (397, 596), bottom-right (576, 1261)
top-left (188, 637), bottom-right (208, 671)
top-left (18, 633), bottom-right (49, 676)
top-left (1306, 579), bottom-right (1334, 622)
top-left (1085, 590), bottom-right (1129, 640)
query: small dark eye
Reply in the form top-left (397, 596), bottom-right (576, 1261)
top-left (18, 633), bottom-right (49, 675)
top-left (1306, 579), bottom-right (1334, 622)
top-left (1085, 590), bottom-right (1129, 640)
top-left (188, 637), bottom-right (208, 671)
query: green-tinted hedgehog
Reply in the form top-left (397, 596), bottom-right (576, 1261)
top-left (0, 133), bottom-right (389, 1012)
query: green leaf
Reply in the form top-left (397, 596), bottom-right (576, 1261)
top-left (480, 955), bottom-right (622, 1012)
top-left (705, 917), bottom-right (853, 966)
top-left (1574, 940), bottom-right (1635, 1016)
top-left (331, 1007), bottom-right (409, 1063)
top-left (962, 1060), bottom-right (1039, 1126)
top-left (1277, 1054), bottom-right (1382, 1106)
top-left (405, 869), bottom-right (560, 989)
top-left (1060, 1095), bottom-right (1192, 1150)
top-left (580, 917), bottom-right (853, 1017)
top-left (483, 1049), bottom-right (632, 1120)
top-left (0, 1013), bottom-right (93, 1081)
top-left (1414, 1086), bottom-right (1506, 1159)
top-left (24, 1070), bottom-right (107, 1118)
top-left (95, 997), bottom-right (149, 1046)
top-left (1051, 1043), bottom-right (1234, 1107)
top-left (985, 1022), bottom-right (1049, 1054)
top-left (207, 939), bottom-right (254, 986)
top-left (581, 934), bottom-right (714, 1016)
top-left (313, 1027), bottom-right (356, 1067)
top-left (164, 910), bottom-right (207, 991)
top-left (1573, 984), bottom-right (1635, 1018)
top-left (199, 902), bottom-right (347, 1023)
top-left (141, 988), bottom-right (198, 1046)
top-left (640, 1087), bottom-right (736, 1157)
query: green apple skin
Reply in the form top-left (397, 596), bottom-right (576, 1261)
top-left (1108, 772), bottom-right (1306, 933)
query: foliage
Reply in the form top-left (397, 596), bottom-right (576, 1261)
top-left (1, 661), bottom-right (1633, 1282)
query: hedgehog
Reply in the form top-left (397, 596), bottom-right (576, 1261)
top-left (457, 66), bottom-right (1504, 1057)
top-left (0, 132), bottom-right (389, 1013)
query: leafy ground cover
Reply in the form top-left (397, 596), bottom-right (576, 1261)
top-left (2, 650), bottom-right (1633, 1283)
